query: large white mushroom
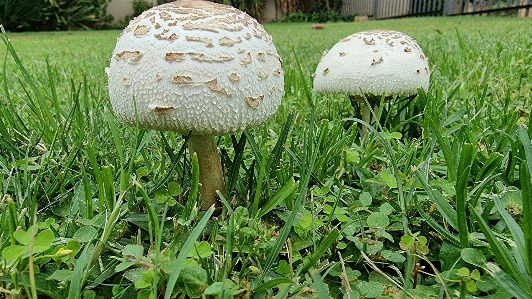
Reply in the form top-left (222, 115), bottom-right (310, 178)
top-left (106, 0), bottom-right (284, 213)
top-left (313, 29), bottom-right (430, 132)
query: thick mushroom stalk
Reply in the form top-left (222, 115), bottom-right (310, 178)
top-left (187, 135), bottom-right (226, 211)
top-left (349, 95), bottom-right (379, 133)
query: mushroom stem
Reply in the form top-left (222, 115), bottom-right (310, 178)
top-left (187, 134), bottom-right (225, 213)
top-left (360, 103), bottom-right (372, 135)
top-left (349, 95), bottom-right (374, 135)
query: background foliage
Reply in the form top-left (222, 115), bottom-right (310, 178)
top-left (0, 0), bottom-right (111, 31)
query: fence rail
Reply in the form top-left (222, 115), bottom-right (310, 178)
top-left (341, 0), bottom-right (532, 19)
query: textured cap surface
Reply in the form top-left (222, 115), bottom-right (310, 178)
top-left (107, 0), bottom-right (284, 135)
top-left (313, 29), bottom-right (430, 96)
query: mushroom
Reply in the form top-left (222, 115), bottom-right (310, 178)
top-left (313, 29), bottom-right (430, 133)
top-left (106, 0), bottom-right (284, 213)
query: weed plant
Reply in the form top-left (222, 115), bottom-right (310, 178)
top-left (1, 16), bottom-right (532, 299)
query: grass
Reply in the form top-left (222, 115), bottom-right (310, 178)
top-left (1, 15), bottom-right (532, 299)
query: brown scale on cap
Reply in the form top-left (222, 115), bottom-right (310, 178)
top-left (144, 11), bottom-right (156, 18)
top-left (240, 52), bottom-right (252, 65)
top-left (189, 53), bottom-right (234, 62)
top-left (219, 36), bottom-right (241, 46)
top-left (165, 52), bottom-right (186, 61)
top-left (159, 11), bottom-right (172, 20)
top-left (246, 95), bottom-right (264, 108)
top-left (256, 52), bottom-right (266, 62)
top-left (206, 78), bottom-right (231, 96)
top-left (257, 71), bottom-right (268, 79)
top-left (371, 57), bottom-right (384, 65)
top-left (229, 73), bottom-right (240, 82)
top-left (155, 31), bottom-right (178, 40)
top-left (186, 36), bottom-right (213, 47)
top-left (363, 38), bottom-right (376, 45)
top-left (218, 23), bottom-right (244, 32)
top-left (115, 51), bottom-right (144, 63)
top-left (182, 21), bottom-right (219, 32)
top-left (151, 106), bottom-right (175, 113)
top-left (171, 75), bottom-right (193, 84)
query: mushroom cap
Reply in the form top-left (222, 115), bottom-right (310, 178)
top-left (106, 0), bottom-right (284, 135)
top-left (313, 29), bottom-right (430, 97)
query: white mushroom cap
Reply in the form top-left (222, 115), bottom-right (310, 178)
top-left (106, 0), bottom-right (284, 135)
top-left (313, 29), bottom-right (430, 97)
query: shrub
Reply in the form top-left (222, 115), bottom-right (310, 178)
top-left (0, 0), bottom-right (48, 31)
top-left (133, 0), bottom-right (154, 17)
top-left (282, 10), bottom-right (354, 23)
top-left (212, 0), bottom-right (265, 19)
top-left (0, 0), bottom-right (110, 31)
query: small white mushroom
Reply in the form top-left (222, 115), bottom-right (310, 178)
top-left (107, 0), bottom-right (284, 213)
top-left (313, 29), bottom-right (430, 134)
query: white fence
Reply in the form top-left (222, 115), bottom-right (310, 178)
top-left (342, 0), bottom-right (532, 19)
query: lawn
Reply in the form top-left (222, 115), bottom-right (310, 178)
top-left (1, 15), bottom-right (532, 299)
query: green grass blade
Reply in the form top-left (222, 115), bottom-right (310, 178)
top-left (183, 152), bottom-right (200, 220)
top-left (469, 204), bottom-right (531, 291)
top-left (244, 131), bottom-right (261, 162)
top-left (45, 58), bottom-right (64, 119)
top-left (427, 117), bottom-right (458, 182)
top-left (475, 152), bottom-right (503, 182)
top-left (221, 211), bottom-right (235, 279)
top-left (492, 194), bottom-right (528, 276)
top-left (414, 197), bottom-right (461, 247)
top-left (252, 146), bottom-right (267, 218)
top-left (149, 132), bottom-right (188, 196)
top-left (518, 126), bottom-right (532, 276)
top-left (253, 277), bottom-right (293, 296)
top-left (310, 270), bottom-right (331, 299)
top-left (67, 241), bottom-right (92, 299)
top-left (227, 133), bottom-right (246, 194)
top-left (216, 190), bottom-right (233, 214)
top-left (267, 112), bottom-right (295, 174)
top-left (456, 142), bottom-right (476, 247)
top-left (296, 228), bottom-right (340, 275)
top-left (255, 178), bottom-right (298, 219)
top-left (413, 169), bottom-right (459, 230)
top-left (164, 206), bottom-right (214, 299)
top-left (484, 263), bottom-right (532, 299)
top-left (80, 164), bottom-right (93, 219)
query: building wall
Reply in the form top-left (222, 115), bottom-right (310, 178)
top-left (376, 0), bottom-right (411, 18)
top-left (342, 0), bottom-right (375, 16)
top-left (341, 0), bottom-right (411, 18)
top-left (107, 0), bottom-right (157, 23)
top-left (260, 0), bottom-right (283, 22)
